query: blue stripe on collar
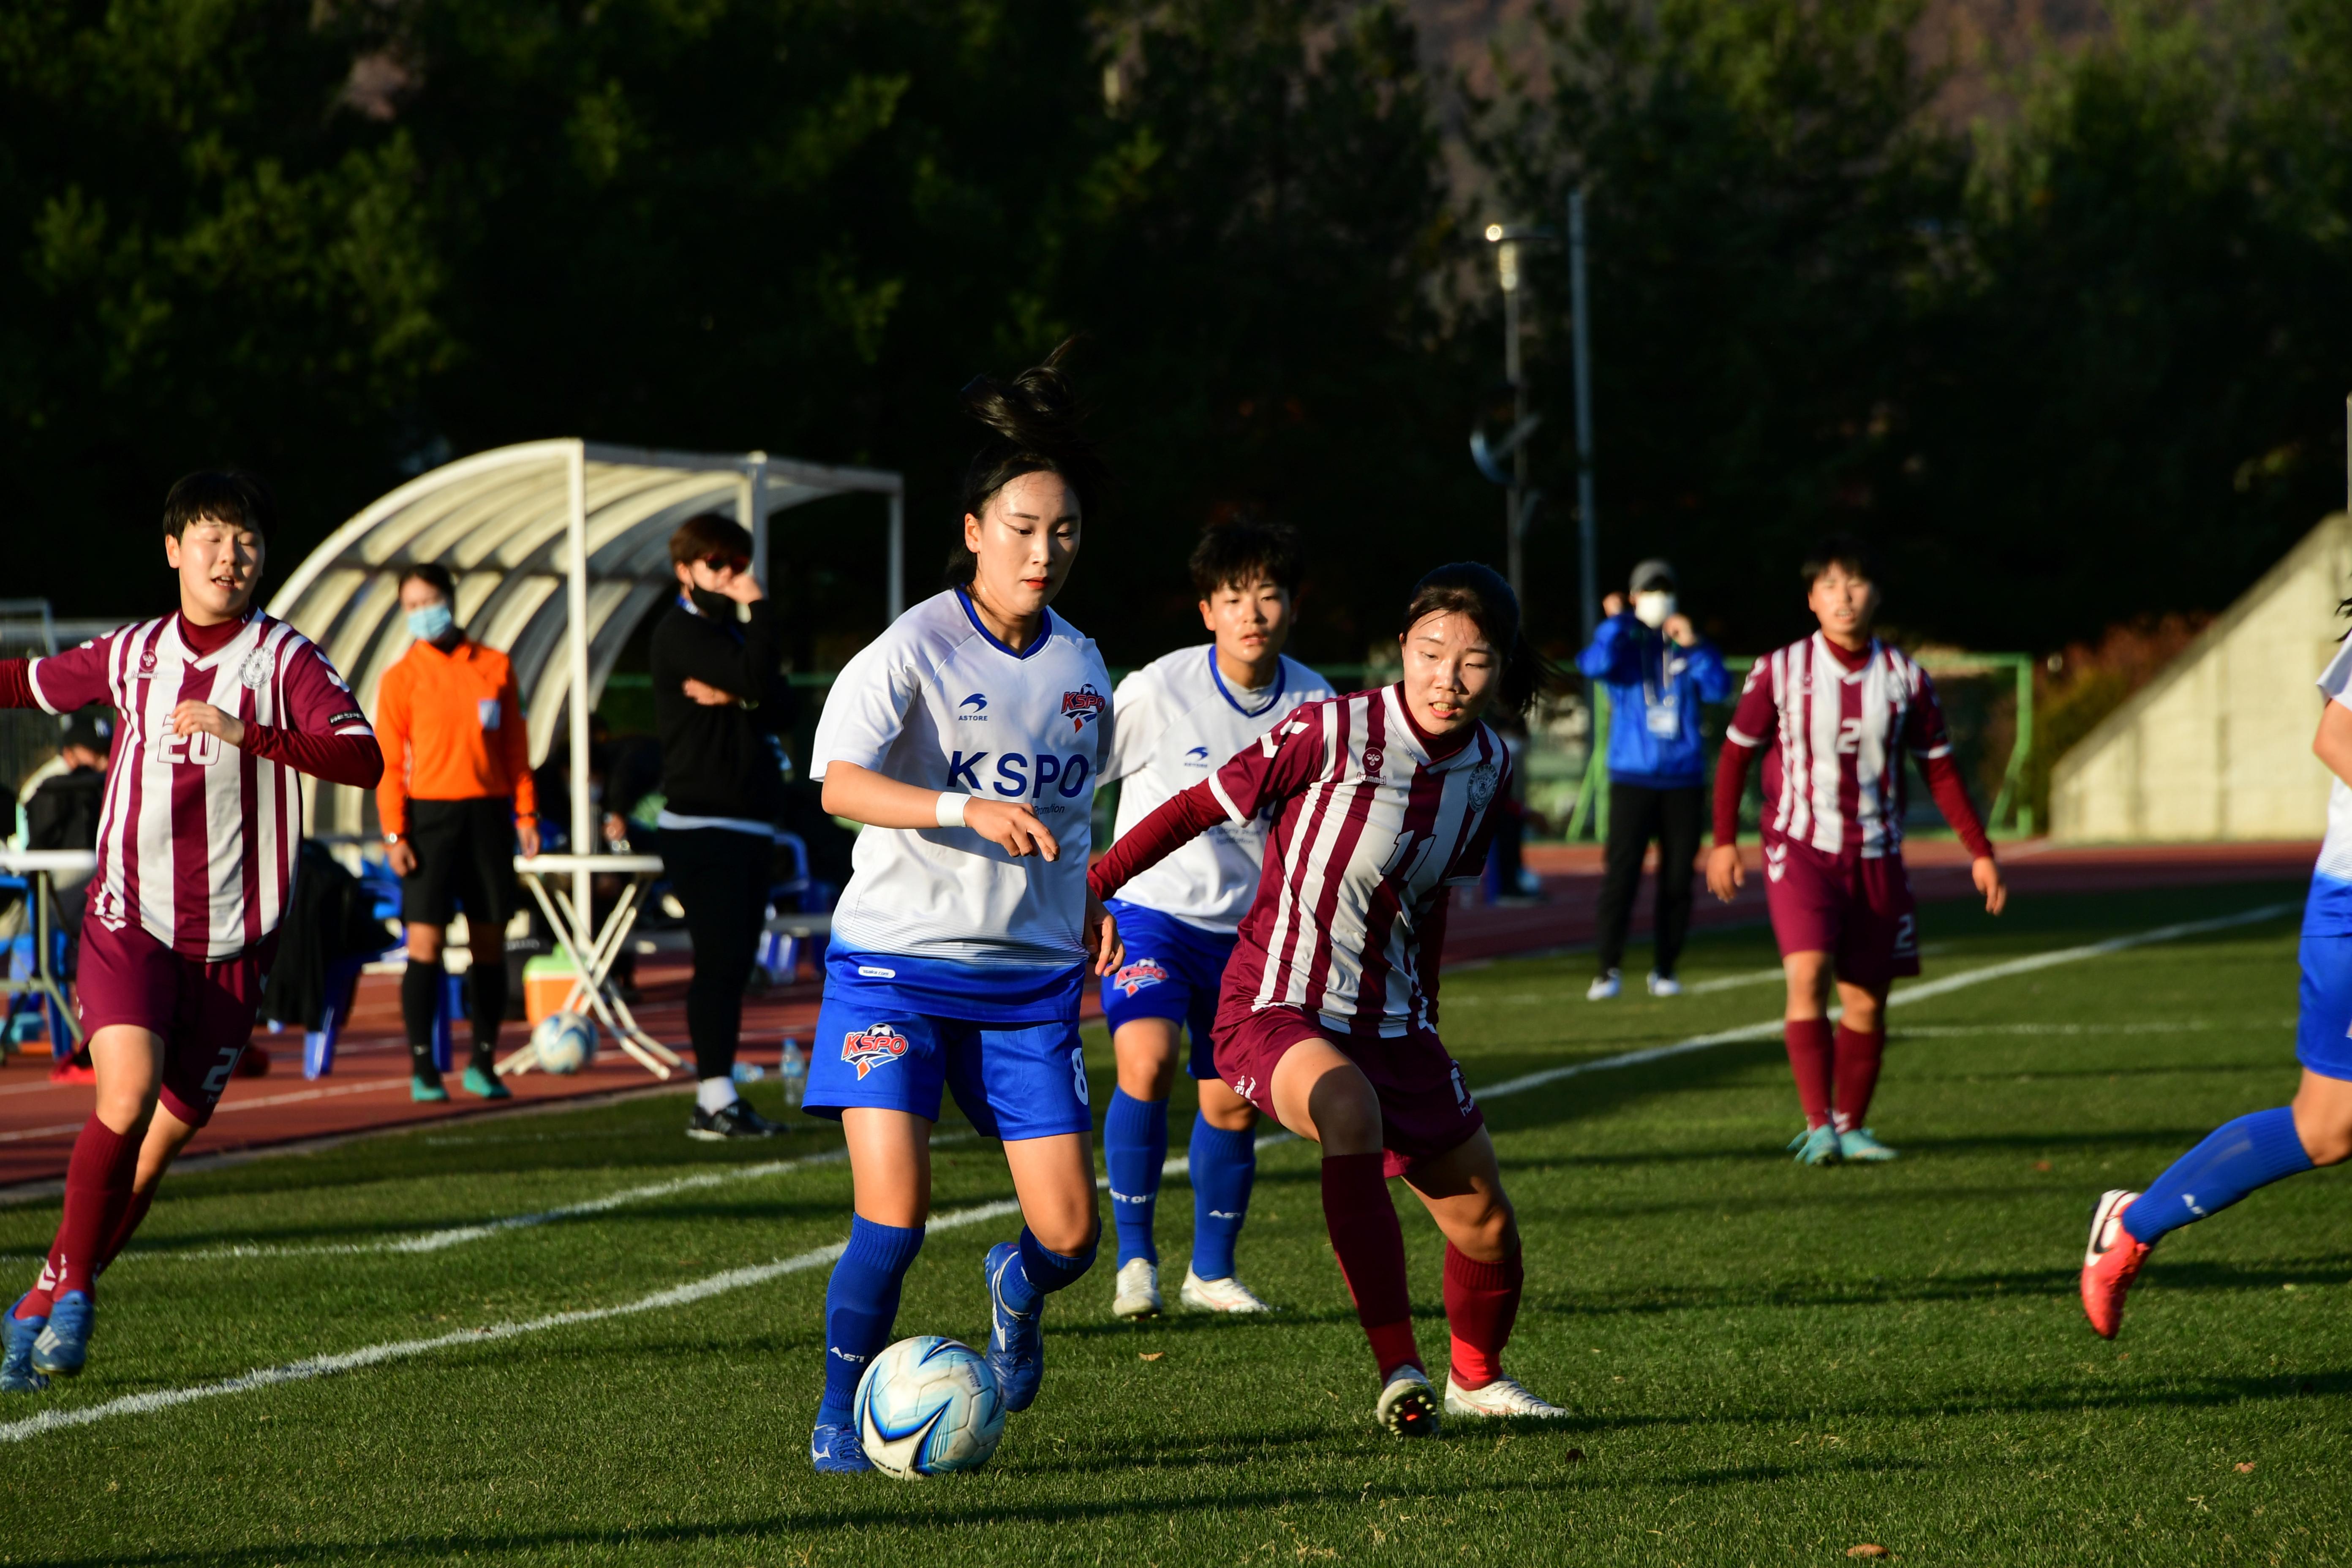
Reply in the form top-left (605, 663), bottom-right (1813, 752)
top-left (1208, 647), bottom-right (1286, 717)
top-left (956, 589), bottom-right (1054, 659)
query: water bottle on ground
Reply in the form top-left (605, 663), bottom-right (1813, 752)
top-left (779, 1035), bottom-right (808, 1110)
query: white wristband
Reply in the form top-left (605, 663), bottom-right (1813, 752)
top-left (934, 792), bottom-right (972, 828)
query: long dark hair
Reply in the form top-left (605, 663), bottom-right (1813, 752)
top-left (1397, 562), bottom-right (1560, 720)
top-left (944, 339), bottom-right (1106, 588)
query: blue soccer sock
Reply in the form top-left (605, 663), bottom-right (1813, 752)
top-left (1189, 1114), bottom-right (1257, 1282)
top-left (2123, 1107), bottom-right (2314, 1246)
top-left (1105, 1089), bottom-right (1168, 1268)
top-left (999, 1225), bottom-right (1099, 1316)
top-left (817, 1216), bottom-right (926, 1426)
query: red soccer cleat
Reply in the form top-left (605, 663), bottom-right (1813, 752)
top-left (2080, 1189), bottom-right (2151, 1339)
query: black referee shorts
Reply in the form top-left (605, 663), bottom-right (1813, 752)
top-left (400, 797), bottom-right (520, 931)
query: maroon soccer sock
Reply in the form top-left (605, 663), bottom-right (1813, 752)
top-left (44, 1116), bottom-right (138, 1303)
top-left (1320, 1152), bottom-right (1421, 1378)
top-left (1443, 1241), bottom-right (1523, 1391)
top-left (95, 1187), bottom-right (158, 1277)
top-left (1831, 1023), bottom-right (1886, 1134)
top-left (1783, 1018), bottom-right (1835, 1129)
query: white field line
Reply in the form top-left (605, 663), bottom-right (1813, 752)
top-left (0, 899), bottom-right (2292, 1443)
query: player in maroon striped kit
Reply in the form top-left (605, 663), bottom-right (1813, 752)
top-left (1705, 536), bottom-right (2006, 1165)
top-left (1090, 562), bottom-right (1568, 1436)
top-left (0, 472), bottom-right (383, 1392)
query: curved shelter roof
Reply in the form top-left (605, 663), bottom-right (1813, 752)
top-left (269, 439), bottom-right (902, 860)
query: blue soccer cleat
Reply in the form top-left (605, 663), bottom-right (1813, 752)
top-left (1837, 1127), bottom-right (1900, 1162)
top-left (809, 1418), bottom-right (874, 1473)
top-left (1, 1296), bottom-right (49, 1394)
top-left (1788, 1124), bottom-right (1843, 1166)
top-left (461, 1066), bottom-right (511, 1101)
top-left (30, 1290), bottom-right (91, 1378)
top-left (983, 1241), bottom-right (1044, 1413)
top-left (411, 1073), bottom-right (449, 1103)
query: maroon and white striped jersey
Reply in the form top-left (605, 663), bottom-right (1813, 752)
top-left (1202, 685), bottom-right (1510, 1036)
top-left (25, 612), bottom-right (375, 960)
top-left (1724, 634), bottom-right (1955, 858)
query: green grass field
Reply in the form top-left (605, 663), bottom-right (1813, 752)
top-left (3, 880), bottom-right (2346, 1566)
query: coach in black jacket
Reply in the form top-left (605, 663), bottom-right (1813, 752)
top-left (651, 512), bottom-right (792, 1141)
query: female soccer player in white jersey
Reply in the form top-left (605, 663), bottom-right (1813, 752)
top-left (1091, 563), bottom-right (1570, 1437)
top-left (1098, 520), bottom-right (1332, 1320)
top-left (2078, 624), bottom-right (2352, 1338)
top-left (1705, 535), bottom-right (2007, 1165)
top-left (0, 472), bottom-right (382, 1394)
top-left (801, 349), bottom-right (1123, 1472)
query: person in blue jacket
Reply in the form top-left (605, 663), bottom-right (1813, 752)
top-left (1576, 559), bottom-right (1731, 999)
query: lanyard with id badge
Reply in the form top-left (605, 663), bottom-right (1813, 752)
top-left (1643, 641), bottom-right (1682, 738)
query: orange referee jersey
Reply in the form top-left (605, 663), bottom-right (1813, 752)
top-left (373, 638), bottom-right (537, 835)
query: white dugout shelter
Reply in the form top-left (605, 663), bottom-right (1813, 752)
top-left (267, 439), bottom-right (904, 923)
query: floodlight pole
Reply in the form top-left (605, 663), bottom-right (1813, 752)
top-left (887, 490), bottom-right (906, 622)
top-left (1569, 189), bottom-right (1598, 645)
top-left (1500, 236), bottom-right (1527, 608)
top-left (564, 441), bottom-right (593, 924)
top-left (745, 451), bottom-right (771, 592)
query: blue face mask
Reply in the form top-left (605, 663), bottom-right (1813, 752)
top-left (407, 602), bottom-right (455, 642)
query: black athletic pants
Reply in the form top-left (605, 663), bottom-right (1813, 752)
top-left (1594, 782), bottom-right (1704, 979)
top-left (662, 826), bottom-right (771, 1083)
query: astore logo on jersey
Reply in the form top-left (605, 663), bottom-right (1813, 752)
top-left (958, 693), bottom-right (988, 721)
top-left (1061, 685), bottom-right (1107, 733)
top-left (1184, 745), bottom-right (1211, 764)
top-left (946, 750), bottom-right (1094, 800)
top-left (152, 731), bottom-right (224, 767)
top-left (841, 1023), bottom-right (910, 1079)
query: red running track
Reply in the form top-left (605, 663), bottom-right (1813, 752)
top-left (0, 838), bottom-right (2318, 1192)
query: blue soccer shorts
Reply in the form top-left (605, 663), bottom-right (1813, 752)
top-left (1098, 900), bottom-right (1238, 1081)
top-left (2295, 933), bottom-right (2352, 1082)
top-left (806, 988), bottom-right (1093, 1141)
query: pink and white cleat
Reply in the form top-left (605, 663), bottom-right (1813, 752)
top-left (2080, 1188), bottom-right (2152, 1340)
top-left (1444, 1375), bottom-right (1570, 1419)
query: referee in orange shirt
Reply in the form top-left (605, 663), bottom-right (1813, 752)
top-left (376, 564), bottom-right (540, 1101)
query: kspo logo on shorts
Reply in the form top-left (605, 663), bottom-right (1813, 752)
top-left (841, 1023), bottom-right (910, 1079)
top-left (945, 751), bottom-right (1094, 800)
top-left (152, 730), bottom-right (224, 767)
top-left (1111, 958), bottom-right (1169, 997)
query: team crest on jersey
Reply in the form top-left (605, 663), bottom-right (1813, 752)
top-left (1061, 685), bottom-right (1107, 733)
top-left (237, 648), bottom-right (272, 689)
top-left (1112, 958), bottom-right (1170, 997)
top-left (1466, 761), bottom-right (1499, 812)
top-left (840, 1023), bottom-right (910, 1079)
top-left (1361, 741), bottom-right (1384, 779)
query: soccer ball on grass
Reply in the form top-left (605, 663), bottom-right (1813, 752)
top-left (855, 1335), bottom-right (1007, 1478)
top-left (530, 1010), bottom-right (596, 1075)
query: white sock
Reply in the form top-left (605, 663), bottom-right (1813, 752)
top-left (696, 1076), bottom-right (740, 1115)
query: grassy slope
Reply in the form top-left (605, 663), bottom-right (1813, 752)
top-left (1, 881), bottom-right (2345, 1567)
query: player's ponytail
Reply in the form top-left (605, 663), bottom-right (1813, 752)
top-left (1398, 562), bottom-right (1561, 720)
top-left (945, 338), bottom-right (1107, 587)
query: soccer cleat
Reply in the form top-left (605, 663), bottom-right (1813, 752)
top-left (1444, 1375), bottom-right (1570, 1419)
top-left (411, 1073), bottom-right (449, 1103)
top-left (687, 1100), bottom-right (782, 1140)
top-left (1, 1298), bottom-right (49, 1394)
top-left (30, 1290), bottom-right (91, 1378)
top-left (1789, 1124), bottom-right (1843, 1165)
top-left (1837, 1127), bottom-right (1900, 1162)
top-left (2081, 1189), bottom-right (2152, 1340)
top-left (1586, 970), bottom-right (1622, 1002)
top-left (1375, 1364), bottom-right (1441, 1437)
top-left (809, 1418), bottom-right (875, 1473)
top-left (461, 1065), bottom-right (511, 1101)
top-left (1113, 1258), bottom-right (1163, 1319)
top-left (984, 1241), bottom-right (1044, 1413)
top-left (1179, 1268), bottom-right (1275, 1314)
top-left (1646, 971), bottom-right (1682, 998)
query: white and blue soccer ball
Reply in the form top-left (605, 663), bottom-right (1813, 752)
top-left (530, 1010), bottom-right (596, 1075)
top-left (855, 1335), bottom-right (1007, 1478)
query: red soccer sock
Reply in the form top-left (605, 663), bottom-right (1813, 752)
top-left (27, 1117), bottom-right (139, 1311)
top-left (95, 1187), bottom-right (158, 1277)
top-left (1443, 1241), bottom-right (1524, 1391)
top-left (1832, 1023), bottom-right (1886, 1134)
top-left (1320, 1152), bottom-right (1421, 1378)
top-left (1784, 1018), bottom-right (1835, 1129)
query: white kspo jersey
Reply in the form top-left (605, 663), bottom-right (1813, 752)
top-left (27, 612), bottom-right (373, 959)
top-left (811, 589), bottom-right (1114, 968)
top-left (1725, 633), bottom-right (1956, 858)
top-left (2311, 640), bottom-right (2352, 909)
top-left (1102, 646), bottom-right (1333, 933)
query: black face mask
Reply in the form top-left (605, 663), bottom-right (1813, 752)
top-left (688, 587), bottom-right (737, 622)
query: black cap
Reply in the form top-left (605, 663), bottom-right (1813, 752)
top-left (61, 707), bottom-right (113, 756)
top-left (1629, 558), bottom-right (1677, 593)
